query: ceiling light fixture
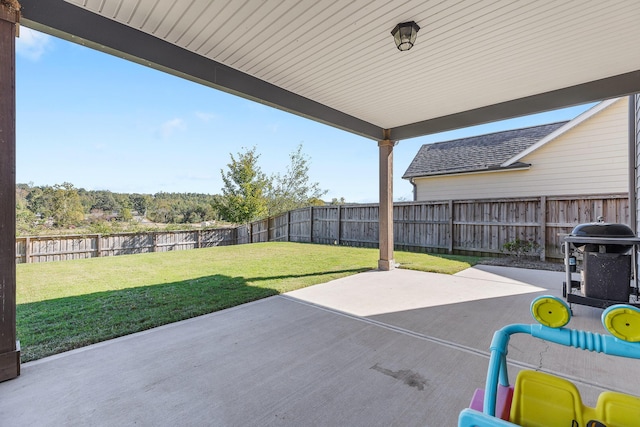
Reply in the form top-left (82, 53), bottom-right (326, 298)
top-left (391, 21), bottom-right (420, 51)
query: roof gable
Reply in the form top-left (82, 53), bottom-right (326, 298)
top-left (402, 121), bottom-right (568, 179)
top-left (501, 98), bottom-right (621, 166)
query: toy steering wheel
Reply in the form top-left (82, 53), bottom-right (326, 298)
top-left (531, 295), bottom-right (572, 328)
top-left (602, 305), bottom-right (640, 342)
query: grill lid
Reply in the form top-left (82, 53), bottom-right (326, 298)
top-left (570, 217), bottom-right (635, 238)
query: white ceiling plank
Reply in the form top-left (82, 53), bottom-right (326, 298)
top-left (58, 0), bottom-right (640, 133)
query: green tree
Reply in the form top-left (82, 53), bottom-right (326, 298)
top-left (129, 193), bottom-right (153, 216)
top-left (217, 147), bottom-right (268, 223)
top-left (16, 186), bottom-right (37, 235)
top-left (147, 196), bottom-right (174, 223)
top-left (50, 183), bottom-right (85, 227)
top-left (26, 185), bottom-right (53, 218)
top-left (266, 144), bottom-right (327, 216)
top-left (76, 187), bottom-right (94, 213)
top-left (91, 190), bottom-right (120, 213)
top-left (119, 208), bottom-right (133, 222)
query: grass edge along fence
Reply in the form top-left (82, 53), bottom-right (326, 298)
top-left (16, 228), bottom-right (238, 264)
top-left (243, 193), bottom-right (629, 262)
top-left (16, 193), bottom-right (629, 264)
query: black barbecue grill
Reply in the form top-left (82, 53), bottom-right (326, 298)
top-left (563, 218), bottom-right (640, 310)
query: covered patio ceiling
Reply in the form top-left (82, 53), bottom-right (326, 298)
top-left (2, 0), bottom-right (640, 384)
top-left (19, 0), bottom-right (640, 141)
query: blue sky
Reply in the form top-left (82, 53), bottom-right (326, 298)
top-left (16, 28), bottom-right (595, 203)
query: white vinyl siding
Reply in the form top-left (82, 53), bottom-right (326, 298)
top-left (414, 98), bottom-right (629, 201)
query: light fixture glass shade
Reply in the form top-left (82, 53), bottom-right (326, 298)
top-left (391, 21), bottom-right (420, 51)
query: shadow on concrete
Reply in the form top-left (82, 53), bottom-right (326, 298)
top-left (18, 267), bottom-right (370, 362)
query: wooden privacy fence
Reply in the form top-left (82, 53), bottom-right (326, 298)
top-left (16, 194), bottom-right (629, 263)
top-left (16, 228), bottom-right (237, 264)
top-left (244, 194), bottom-right (630, 261)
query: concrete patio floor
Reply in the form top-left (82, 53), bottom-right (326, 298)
top-left (1, 265), bottom-right (639, 426)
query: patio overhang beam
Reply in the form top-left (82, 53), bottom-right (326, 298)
top-left (20, 0), bottom-right (640, 144)
top-left (19, 0), bottom-right (381, 141)
top-left (391, 70), bottom-right (640, 141)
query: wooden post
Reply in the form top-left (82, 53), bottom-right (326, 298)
top-left (378, 133), bottom-right (395, 270)
top-left (196, 229), bottom-right (201, 249)
top-left (152, 232), bottom-right (158, 252)
top-left (0, 1), bottom-right (20, 382)
top-left (336, 205), bottom-right (342, 245)
top-left (539, 196), bottom-right (547, 261)
top-left (286, 211), bottom-right (291, 242)
top-left (629, 95), bottom-right (637, 234)
top-left (448, 200), bottom-right (454, 254)
top-left (96, 234), bottom-right (102, 257)
top-left (309, 206), bottom-right (314, 243)
top-left (24, 237), bottom-right (30, 263)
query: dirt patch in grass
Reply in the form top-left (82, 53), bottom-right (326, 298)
top-left (477, 257), bottom-right (565, 272)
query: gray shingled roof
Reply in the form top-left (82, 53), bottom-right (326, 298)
top-left (402, 121), bottom-right (569, 179)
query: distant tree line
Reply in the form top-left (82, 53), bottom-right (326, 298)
top-left (16, 182), bottom-right (223, 235)
top-left (16, 144), bottom-right (344, 235)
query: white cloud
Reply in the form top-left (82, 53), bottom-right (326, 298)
top-left (179, 171), bottom-right (213, 181)
top-left (268, 122), bottom-right (280, 133)
top-left (16, 27), bottom-right (53, 61)
top-left (160, 118), bottom-right (186, 138)
top-left (195, 111), bottom-right (218, 122)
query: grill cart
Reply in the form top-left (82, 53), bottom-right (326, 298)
top-left (563, 218), bottom-right (640, 310)
top-left (458, 295), bottom-right (640, 426)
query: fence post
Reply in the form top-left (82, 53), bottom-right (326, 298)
top-left (249, 223), bottom-right (253, 244)
top-left (96, 234), bottom-right (102, 257)
top-left (196, 229), bottom-right (201, 249)
top-left (286, 211), bottom-right (291, 242)
top-left (25, 237), bottom-right (31, 263)
top-left (448, 200), bottom-right (454, 254)
top-left (539, 196), bottom-right (547, 261)
top-left (309, 206), bottom-right (314, 243)
top-left (152, 232), bottom-right (158, 252)
top-left (336, 205), bottom-right (342, 245)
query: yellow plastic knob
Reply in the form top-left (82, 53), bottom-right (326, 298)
top-left (602, 305), bottom-right (640, 342)
top-left (531, 296), bottom-right (571, 328)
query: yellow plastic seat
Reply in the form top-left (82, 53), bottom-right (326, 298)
top-left (510, 370), bottom-right (583, 427)
top-left (510, 370), bottom-right (640, 427)
top-left (595, 391), bottom-right (640, 427)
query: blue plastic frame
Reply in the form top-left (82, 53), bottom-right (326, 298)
top-left (459, 295), bottom-right (640, 426)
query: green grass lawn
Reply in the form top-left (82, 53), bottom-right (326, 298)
top-left (17, 242), bottom-right (480, 362)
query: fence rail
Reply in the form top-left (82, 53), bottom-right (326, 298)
top-left (16, 228), bottom-right (238, 264)
top-left (16, 194), bottom-right (629, 263)
top-left (244, 194), bottom-right (629, 261)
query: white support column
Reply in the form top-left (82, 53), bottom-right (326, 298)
top-left (378, 133), bottom-right (395, 271)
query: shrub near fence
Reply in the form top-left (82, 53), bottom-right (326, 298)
top-left (16, 194), bottom-right (629, 263)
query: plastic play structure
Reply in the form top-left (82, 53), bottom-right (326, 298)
top-left (458, 295), bottom-right (640, 427)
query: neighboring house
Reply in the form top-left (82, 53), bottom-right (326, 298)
top-left (403, 97), bottom-right (629, 201)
